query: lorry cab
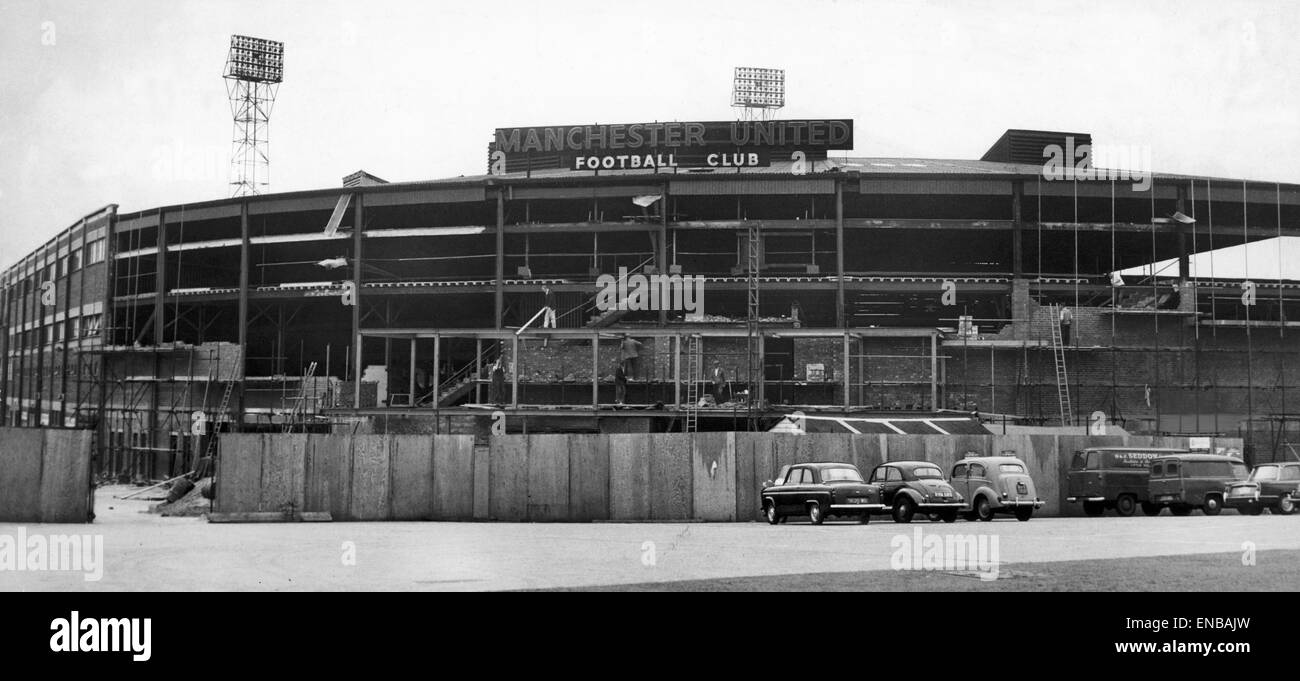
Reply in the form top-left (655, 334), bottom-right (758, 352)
top-left (1066, 447), bottom-right (1188, 517)
top-left (1148, 454), bottom-right (1248, 516)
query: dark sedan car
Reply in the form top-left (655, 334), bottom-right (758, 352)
top-left (868, 461), bottom-right (965, 523)
top-left (1224, 462), bottom-right (1300, 515)
top-left (760, 463), bottom-right (885, 525)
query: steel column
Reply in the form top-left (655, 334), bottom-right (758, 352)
top-left (495, 190), bottom-right (505, 329)
top-left (835, 179), bottom-right (845, 327)
top-left (352, 194), bottom-right (364, 409)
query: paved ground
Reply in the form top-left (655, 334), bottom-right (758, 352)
top-left (0, 486), bottom-right (1296, 591)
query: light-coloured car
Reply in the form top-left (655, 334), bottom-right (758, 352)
top-left (950, 456), bottom-right (1044, 521)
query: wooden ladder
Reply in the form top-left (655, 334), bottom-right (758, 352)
top-left (684, 334), bottom-right (702, 433)
top-left (1047, 305), bottom-right (1072, 426)
top-left (203, 346), bottom-right (241, 460)
top-left (283, 361), bottom-right (318, 433)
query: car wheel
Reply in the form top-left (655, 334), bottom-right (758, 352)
top-left (1014, 507), bottom-right (1033, 522)
top-left (858, 512), bottom-right (871, 524)
top-left (1140, 502), bottom-right (1161, 516)
top-left (1115, 494), bottom-right (1137, 517)
top-left (1202, 495), bottom-right (1222, 516)
top-left (1245, 505), bottom-right (1264, 516)
top-left (975, 496), bottom-right (994, 522)
top-left (1276, 495), bottom-right (1295, 516)
top-left (940, 509), bottom-right (959, 523)
top-left (1170, 504), bottom-right (1193, 516)
top-left (926, 512), bottom-right (943, 522)
top-left (893, 497), bottom-right (915, 524)
top-left (764, 501), bottom-right (780, 525)
top-left (808, 503), bottom-right (825, 525)
top-left (1083, 501), bottom-right (1105, 517)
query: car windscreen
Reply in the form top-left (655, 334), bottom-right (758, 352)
top-left (1230, 464), bottom-right (1248, 480)
top-left (999, 463), bottom-right (1025, 474)
top-left (913, 467), bottom-right (944, 480)
top-left (1251, 465), bottom-right (1280, 481)
top-left (821, 467), bottom-right (864, 483)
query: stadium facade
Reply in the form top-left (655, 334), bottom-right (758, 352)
top-left (2, 123), bottom-right (1298, 480)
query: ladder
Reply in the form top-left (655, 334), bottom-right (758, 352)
top-left (283, 361), bottom-right (318, 433)
top-left (203, 346), bottom-right (241, 460)
top-left (1047, 305), bottom-right (1072, 426)
top-left (684, 334), bottom-right (702, 432)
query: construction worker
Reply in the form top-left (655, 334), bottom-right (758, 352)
top-left (712, 366), bottom-right (729, 404)
top-left (541, 286), bottom-right (557, 348)
top-left (620, 334), bottom-right (643, 380)
top-left (1164, 281), bottom-right (1182, 310)
top-left (614, 361), bottom-right (628, 405)
top-left (1059, 306), bottom-right (1073, 346)
top-left (542, 287), bottom-right (557, 328)
top-left (489, 358), bottom-right (506, 405)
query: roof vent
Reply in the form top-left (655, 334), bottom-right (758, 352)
top-left (981, 129), bottom-right (1091, 165)
top-left (342, 170), bottom-right (388, 187)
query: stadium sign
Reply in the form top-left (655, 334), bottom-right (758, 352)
top-left (490, 119), bottom-right (853, 173)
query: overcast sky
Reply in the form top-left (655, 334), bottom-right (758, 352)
top-left (1, 0), bottom-right (1298, 271)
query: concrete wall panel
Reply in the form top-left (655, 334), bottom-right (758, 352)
top-left (473, 444), bottom-right (491, 520)
top-left (527, 435), bottom-right (569, 521)
top-left (305, 434), bottom-right (353, 519)
top-left (489, 436), bottom-right (528, 521)
top-left (217, 434), bottom-right (264, 513)
top-left (649, 434), bottom-right (691, 520)
top-left (260, 433), bottom-right (306, 513)
top-left (850, 434), bottom-right (886, 478)
top-left (609, 434), bottom-right (650, 520)
top-left (885, 434), bottom-right (925, 462)
top-left (38, 430), bottom-right (92, 523)
top-left (815, 434), bottom-right (855, 464)
top-left (0, 428), bottom-right (45, 522)
top-left (350, 435), bottom-right (391, 521)
top-left (433, 435), bottom-right (475, 520)
top-left (390, 435), bottom-right (434, 520)
top-left (692, 432), bottom-right (736, 521)
top-left (568, 434), bottom-right (609, 521)
top-left (733, 433), bottom-right (759, 522)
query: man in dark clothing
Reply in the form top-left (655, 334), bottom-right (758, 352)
top-left (1163, 282), bottom-right (1182, 310)
top-left (620, 334), bottom-right (643, 380)
top-left (614, 363), bottom-right (628, 405)
top-left (712, 366), bottom-right (729, 405)
top-left (489, 358), bottom-right (506, 405)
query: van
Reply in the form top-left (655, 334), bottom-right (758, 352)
top-left (1148, 454), bottom-right (1249, 516)
top-left (1066, 447), bottom-right (1188, 517)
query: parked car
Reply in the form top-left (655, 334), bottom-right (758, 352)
top-left (1148, 454), bottom-right (1249, 516)
top-left (949, 456), bottom-right (1044, 522)
top-left (1066, 447), bottom-right (1187, 516)
top-left (867, 461), bottom-right (965, 523)
top-left (1223, 462), bottom-right (1300, 516)
top-left (760, 463), bottom-right (885, 525)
